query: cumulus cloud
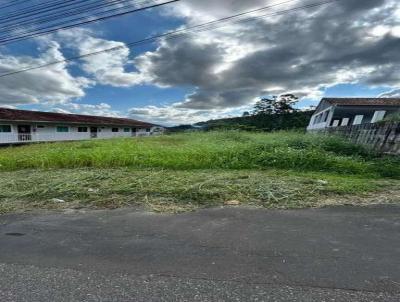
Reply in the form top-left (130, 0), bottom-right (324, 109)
top-left (52, 102), bottom-right (122, 117)
top-left (0, 39), bottom-right (91, 106)
top-left (128, 0), bottom-right (400, 114)
top-left (379, 89), bottom-right (400, 97)
top-left (58, 29), bottom-right (147, 87)
top-left (2, 0), bottom-right (400, 125)
top-left (129, 104), bottom-right (252, 126)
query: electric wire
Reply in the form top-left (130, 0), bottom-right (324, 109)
top-left (0, 0), bottom-right (339, 78)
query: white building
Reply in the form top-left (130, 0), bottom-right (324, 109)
top-left (0, 108), bottom-right (165, 144)
top-left (307, 98), bottom-right (400, 131)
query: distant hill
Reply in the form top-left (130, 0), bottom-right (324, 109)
top-left (193, 111), bottom-right (314, 132)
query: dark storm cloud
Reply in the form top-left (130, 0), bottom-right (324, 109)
top-left (133, 0), bottom-right (399, 110)
top-left (136, 39), bottom-right (224, 88)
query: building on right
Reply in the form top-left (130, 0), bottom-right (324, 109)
top-left (307, 98), bottom-right (400, 131)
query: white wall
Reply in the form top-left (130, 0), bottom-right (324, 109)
top-left (0, 123), bottom-right (159, 144)
top-left (307, 107), bottom-right (333, 131)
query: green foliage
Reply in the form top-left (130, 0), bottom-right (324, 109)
top-left (201, 111), bottom-right (314, 131)
top-left (383, 111), bottom-right (400, 122)
top-left (0, 131), bottom-right (398, 179)
top-left (253, 94), bottom-right (299, 115)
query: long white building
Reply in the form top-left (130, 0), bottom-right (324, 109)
top-left (0, 108), bottom-right (164, 144)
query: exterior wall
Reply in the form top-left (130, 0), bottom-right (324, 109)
top-left (35, 125), bottom-right (91, 142)
top-left (313, 122), bottom-right (400, 155)
top-left (0, 123), bottom-right (162, 144)
top-left (307, 107), bottom-right (334, 130)
top-left (308, 105), bottom-right (400, 131)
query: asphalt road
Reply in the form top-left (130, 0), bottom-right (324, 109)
top-left (0, 205), bottom-right (399, 301)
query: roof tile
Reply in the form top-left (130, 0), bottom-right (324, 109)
top-left (322, 98), bottom-right (400, 106)
top-left (0, 108), bottom-right (155, 127)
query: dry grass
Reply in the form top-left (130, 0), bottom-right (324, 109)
top-left (0, 168), bottom-right (399, 214)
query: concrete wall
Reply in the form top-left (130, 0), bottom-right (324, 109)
top-left (0, 123), bottom-right (161, 144)
top-left (316, 122), bottom-right (400, 155)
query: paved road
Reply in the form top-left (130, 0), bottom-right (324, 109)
top-left (0, 205), bottom-right (399, 301)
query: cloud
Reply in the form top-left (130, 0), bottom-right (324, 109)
top-left (52, 102), bottom-right (122, 117)
top-left (129, 104), bottom-right (252, 126)
top-left (128, 0), bottom-right (400, 113)
top-left (58, 29), bottom-right (147, 87)
top-left (2, 0), bottom-right (399, 125)
top-left (0, 39), bottom-right (91, 106)
top-left (379, 89), bottom-right (400, 97)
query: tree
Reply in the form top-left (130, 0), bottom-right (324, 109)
top-left (253, 94), bottom-right (299, 115)
top-left (242, 111), bottom-right (250, 117)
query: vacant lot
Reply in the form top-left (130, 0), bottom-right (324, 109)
top-left (0, 131), bottom-right (399, 213)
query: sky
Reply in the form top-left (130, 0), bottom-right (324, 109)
top-left (0, 0), bottom-right (399, 126)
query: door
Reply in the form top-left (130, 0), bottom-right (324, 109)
top-left (17, 125), bottom-right (32, 141)
top-left (90, 127), bottom-right (98, 138)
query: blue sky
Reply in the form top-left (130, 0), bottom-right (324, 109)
top-left (0, 0), bottom-right (399, 125)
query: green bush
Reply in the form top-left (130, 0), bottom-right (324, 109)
top-left (383, 112), bottom-right (400, 122)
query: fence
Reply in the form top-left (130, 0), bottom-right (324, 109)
top-left (317, 122), bottom-right (400, 155)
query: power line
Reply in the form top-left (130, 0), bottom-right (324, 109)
top-left (0, 0), bottom-right (82, 21)
top-left (0, 0), bottom-right (177, 45)
top-left (0, 0), bottom-right (34, 11)
top-left (0, 0), bottom-right (147, 25)
top-left (0, 0), bottom-right (153, 33)
top-left (0, 0), bottom-right (339, 78)
top-left (0, 0), bottom-right (176, 45)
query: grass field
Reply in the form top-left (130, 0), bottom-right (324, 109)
top-left (0, 131), bottom-right (399, 213)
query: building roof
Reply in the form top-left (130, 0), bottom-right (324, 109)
top-left (0, 108), bottom-right (155, 127)
top-left (323, 98), bottom-right (400, 106)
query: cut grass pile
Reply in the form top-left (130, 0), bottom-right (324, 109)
top-left (0, 131), bottom-right (399, 214)
top-left (0, 131), bottom-right (399, 178)
top-left (0, 168), bottom-right (399, 214)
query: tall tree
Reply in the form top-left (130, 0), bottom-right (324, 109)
top-left (253, 94), bottom-right (299, 115)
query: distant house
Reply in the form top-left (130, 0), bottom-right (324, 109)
top-left (307, 98), bottom-right (400, 131)
top-left (0, 108), bottom-right (164, 144)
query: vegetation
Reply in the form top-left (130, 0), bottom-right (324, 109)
top-left (0, 131), bottom-right (399, 214)
top-left (383, 111), bottom-right (400, 122)
top-left (1, 168), bottom-right (399, 214)
top-left (0, 131), bottom-right (398, 177)
top-left (253, 93), bottom-right (299, 115)
top-left (196, 111), bottom-right (314, 132)
top-left (170, 94), bottom-right (313, 132)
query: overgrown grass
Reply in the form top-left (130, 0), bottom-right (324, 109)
top-left (0, 168), bottom-right (399, 214)
top-left (0, 131), bottom-right (398, 178)
top-left (0, 132), bottom-right (399, 214)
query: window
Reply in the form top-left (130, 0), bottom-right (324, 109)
top-left (56, 126), bottom-right (69, 132)
top-left (353, 115), bottom-right (364, 125)
top-left (341, 118), bottom-right (350, 126)
top-left (37, 125), bottom-right (45, 129)
top-left (371, 111), bottom-right (386, 123)
top-left (112, 128), bottom-right (119, 132)
top-left (132, 128), bottom-right (137, 133)
top-left (322, 111), bottom-right (329, 122)
top-left (146, 128), bottom-right (151, 133)
top-left (0, 125), bottom-right (11, 132)
top-left (124, 128), bottom-right (130, 132)
top-left (78, 127), bottom-right (88, 132)
top-left (314, 114), bottom-right (321, 125)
